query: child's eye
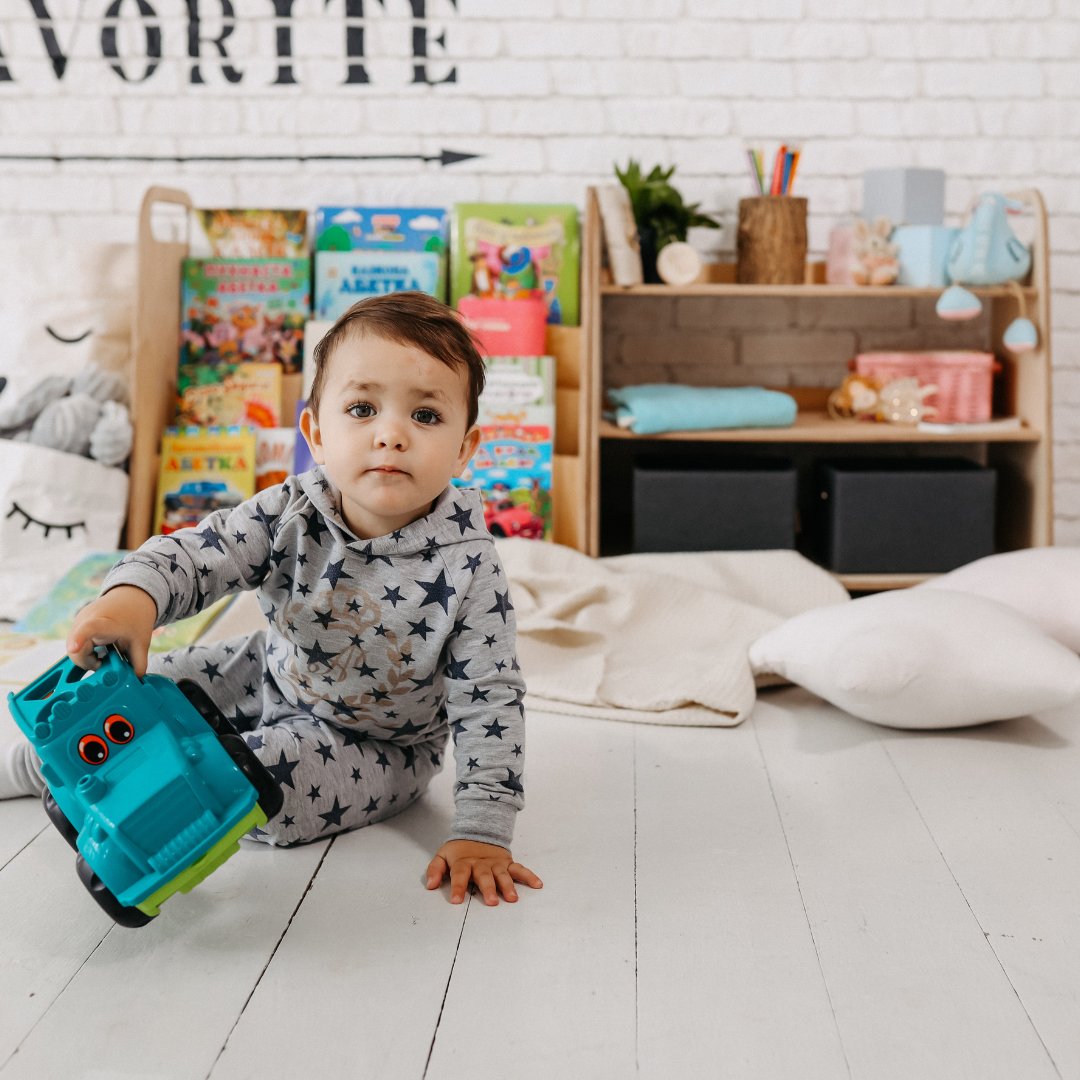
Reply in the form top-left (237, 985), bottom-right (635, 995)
top-left (347, 402), bottom-right (375, 419)
top-left (413, 408), bottom-right (442, 426)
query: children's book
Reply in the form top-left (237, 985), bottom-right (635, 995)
top-left (314, 250), bottom-right (441, 321)
top-left (177, 361), bottom-right (282, 428)
top-left (154, 426), bottom-right (257, 535)
top-left (454, 356), bottom-right (556, 541)
top-left (256, 427), bottom-right (297, 491)
top-left (450, 204), bottom-right (580, 326)
top-left (302, 319), bottom-right (333, 402)
top-left (180, 258), bottom-right (310, 373)
top-left (190, 209), bottom-right (308, 259)
top-left (315, 206), bottom-right (449, 299)
top-left (13, 550), bottom-right (235, 653)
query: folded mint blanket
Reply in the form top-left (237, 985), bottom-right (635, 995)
top-left (606, 384), bottom-right (798, 435)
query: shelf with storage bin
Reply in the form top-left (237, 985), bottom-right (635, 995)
top-left (582, 186), bottom-right (1053, 584)
top-left (127, 187), bottom-right (596, 554)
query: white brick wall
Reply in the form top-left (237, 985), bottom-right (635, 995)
top-left (1, 0), bottom-right (1078, 537)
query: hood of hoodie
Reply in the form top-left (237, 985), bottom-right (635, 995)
top-left (294, 467), bottom-right (491, 558)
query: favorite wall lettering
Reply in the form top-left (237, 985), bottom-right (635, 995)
top-left (0, 0), bottom-right (459, 87)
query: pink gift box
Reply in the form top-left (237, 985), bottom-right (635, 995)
top-left (457, 295), bottom-right (547, 357)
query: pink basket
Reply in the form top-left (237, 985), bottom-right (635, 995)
top-left (854, 351), bottom-right (997, 423)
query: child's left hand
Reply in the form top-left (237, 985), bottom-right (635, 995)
top-left (426, 839), bottom-right (543, 905)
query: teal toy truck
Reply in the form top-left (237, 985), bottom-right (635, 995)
top-left (8, 648), bottom-right (283, 927)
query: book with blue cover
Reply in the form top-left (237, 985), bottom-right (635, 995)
top-left (315, 206), bottom-right (449, 299)
top-left (454, 356), bottom-right (556, 541)
top-left (314, 250), bottom-right (442, 321)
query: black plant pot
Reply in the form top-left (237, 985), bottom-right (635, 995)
top-left (638, 225), bottom-right (662, 284)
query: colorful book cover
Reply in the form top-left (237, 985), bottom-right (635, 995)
top-left (302, 319), bottom-right (333, 402)
top-left (454, 356), bottom-right (556, 540)
top-left (177, 361), bottom-right (282, 428)
top-left (154, 425), bottom-right (256, 535)
top-left (314, 250), bottom-right (441, 321)
top-left (256, 427), bottom-right (297, 491)
top-left (13, 550), bottom-right (234, 653)
top-left (180, 258), bottom-right (310, 373)
top-left (450, 203), bottom-right (580, 326)
top-left (190, 209), bottom-right (308, 258)
top-left (315, 206), bottom-right (449, 298)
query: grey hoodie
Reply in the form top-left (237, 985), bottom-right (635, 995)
top-left (103, 470), bottom-right (525, 848)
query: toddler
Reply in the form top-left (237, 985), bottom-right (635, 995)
top-left (1, 291), bottom-right (541, 907)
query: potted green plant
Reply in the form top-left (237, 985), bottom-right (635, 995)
top-left (614, 160), bottom-right (721, 283)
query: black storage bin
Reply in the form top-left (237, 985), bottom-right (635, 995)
top-left (632, 457), bottom-right (797, 552)
top-left (813, 457), bottom-right (996, 574)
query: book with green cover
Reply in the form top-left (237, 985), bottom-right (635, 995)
top-left (450, 203), bottom-right (580, 326)
top-left (14, 551), bottom-right (234, 652)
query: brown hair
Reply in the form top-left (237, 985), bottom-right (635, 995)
top-left (307, 292), bottom-right (486, 428)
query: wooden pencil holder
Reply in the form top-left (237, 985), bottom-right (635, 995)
top-left (736, 196), bottom-right (808, 285)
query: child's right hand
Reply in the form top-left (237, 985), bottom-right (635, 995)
top-left (67, 585), bottom-right (158, 676)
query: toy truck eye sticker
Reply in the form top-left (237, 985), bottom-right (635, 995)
top-left (78, 734), bottom-right (109, 765)
top-left (104, 715), bottom-right (134, 744)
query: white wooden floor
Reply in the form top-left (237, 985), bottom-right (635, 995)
top-left (2, 687), bottom-right (1080, 1080)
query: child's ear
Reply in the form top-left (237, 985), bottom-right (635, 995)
top-left (299, 405), bottom-right (326, 465)
top-left (453, 425), bottom-right (482, 478)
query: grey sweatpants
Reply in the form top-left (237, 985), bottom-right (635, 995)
top-left (149, 632), bottom-right (446, 846)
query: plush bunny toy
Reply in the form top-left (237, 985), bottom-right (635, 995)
top-left (850, 217), bottom-right (900, 287)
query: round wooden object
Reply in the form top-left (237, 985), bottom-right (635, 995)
top-left (736, 196), bottom-right (808, 285)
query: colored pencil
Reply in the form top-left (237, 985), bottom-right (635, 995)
top-left (769, 144), bottom-right (786, 196)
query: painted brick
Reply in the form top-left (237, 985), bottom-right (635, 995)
top-left (489, 99), bottom-right (605, 136)
top-left (502, 21), bottom-right (622, 58)
top-left (621, 21), bottom-right (748, 59)
top-left (796, 61), bottom-right (918, 100)
top-left (750, 21), bottom-right (869, 60)
top-left (675, 60), bottom-right (795, 99)
top-left (923, 61), bottom-right (1043, 99)
top-left (604, 98), bottom-right (731, 138)
top-left (740, 330), bottom-right (858, 367)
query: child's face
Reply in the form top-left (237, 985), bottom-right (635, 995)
top-left (300, 332), bottom-right (480, 540)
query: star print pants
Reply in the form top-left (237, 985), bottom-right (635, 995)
top-left (149, 632), bottom-right (446, 847)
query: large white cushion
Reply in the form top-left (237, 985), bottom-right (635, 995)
top-left (748, 588), bottom-right (1080, 729)
top-left (919, 547), bottom-right (1080, 653)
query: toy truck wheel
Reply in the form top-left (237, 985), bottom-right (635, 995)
top-left (177, 680), bottom-right (285, 820)
top-left (75, 854), bottom-right (155, 928)
top-left (42, 790), bottom-right (79, 851)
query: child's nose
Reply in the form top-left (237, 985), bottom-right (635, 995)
top-left (373, 419), bottom-right (407, 450)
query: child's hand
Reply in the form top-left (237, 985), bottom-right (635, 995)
top-left (67, 585), bottom-right (157, 676)
top-left (426, 839), bottom-right (543, 906)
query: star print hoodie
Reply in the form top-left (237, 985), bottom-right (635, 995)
top-left (102, 469), bottom-right (526, 849)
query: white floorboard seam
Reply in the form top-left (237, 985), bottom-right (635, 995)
top-left (750, 715), bottom-right (853, 1080)
top-left (1, 925), bottom-right (113, 1074)
top-left (205, 834), bottom-right (339, 1080)
top-left (878, 739), bottom-right (1063, 1079)
top-left (422, 895), bottom-right (474, 1077)
top-left (633, 732), bottom-right (640, 1079)
top-left (0, 827), bottom-right (45, 875)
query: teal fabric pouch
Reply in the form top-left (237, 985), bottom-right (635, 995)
top-left (607, 384), bottom-right (798, 435)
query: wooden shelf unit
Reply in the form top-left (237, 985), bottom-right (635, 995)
top-left (127, 187), bottom-right (596, 554)
top-left (582, 186), bottom-right (1055, 581)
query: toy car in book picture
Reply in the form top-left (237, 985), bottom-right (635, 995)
top-left (8, 648), bottom-right (283, 927)
top-left (161, 480), bottom-right (246, 534)
top-left (483, 497), bottom-right (545, 539)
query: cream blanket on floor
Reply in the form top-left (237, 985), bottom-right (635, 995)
top-left (205, 540), bottom-right (849, 728)
top-left (496, 540), bottom-right (849, 727)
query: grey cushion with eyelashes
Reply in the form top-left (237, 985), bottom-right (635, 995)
top-left (0, 375), bottom-right (72, 435)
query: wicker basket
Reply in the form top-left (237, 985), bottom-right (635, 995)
top-left (854, 351), bottom-right (997, 423)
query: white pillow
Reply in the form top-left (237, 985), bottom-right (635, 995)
top-left (919, 547), bottom-right (1080, 653)
top-left (748, 588), bottom-right (1080, 729)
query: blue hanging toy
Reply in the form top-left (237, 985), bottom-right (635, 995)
top-left (935, 192), bottom-right (1037, 353)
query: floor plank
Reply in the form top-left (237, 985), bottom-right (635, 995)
top-left (634, 719), bottom-right (849, 1078)
top-left (880, 708), bottom-right (1080, 1078)
top-left (1, 836), bottom-right (327, 1080)
top-left (425, 713), bottom-right (638, 1080)
top-left (0, 799), bottom-right (46, 871)
top-left (209, 760), bottom-right (472, 1080)
top-left (0, 826), bottom-right (114, 1070)
top-left (752, 688), bottom-right (1059, 1080)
